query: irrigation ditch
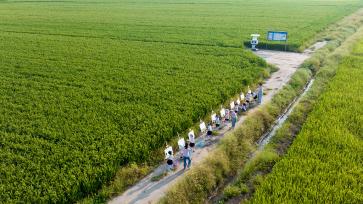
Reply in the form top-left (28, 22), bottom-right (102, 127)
top-left (80, 8), bottom-right (363, 204)
top-left (257, 78), bottom-right (314, 150)
top-left (208, 10), bottom-right (363, 204)
top-left (208, 77), bottom-right (316, 203)
top-left (204, 42), bottom-right (326, 203)
top-left (108, 46), bottom-right (308, 204)
top-left (161, 8), bottom-right (363, 204)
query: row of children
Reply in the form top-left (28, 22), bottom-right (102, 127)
top-left (164, 84), bottom-right (263, 173)
top-left (208, 83), bottom-right (264, 130)
top-left (165, 129), bottom-right (196, 171)
top-left (235, 83), bottom-right (263, 111)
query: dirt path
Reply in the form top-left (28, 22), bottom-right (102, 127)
top-left (108, 42), bottom-right (326, 204)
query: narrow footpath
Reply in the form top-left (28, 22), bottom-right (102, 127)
top-left (109, 42), bottom-right (325, 204)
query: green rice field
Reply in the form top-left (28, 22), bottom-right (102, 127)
top-left (251, 40), bottom-right (363, 203)
top-left (1, 0), bottom-right (362, 202)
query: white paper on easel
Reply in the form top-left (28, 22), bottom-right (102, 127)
top-left (188, 130), bottom-right (195, 141)
top-left (230, 102), bottom-right (235, 109)
top-left (177, 138), bottom-right (185, 150)
top-left (164, 146), bottom-right (173, 159)
top-left (211, 113), bottom-right (217, 122)
top-left (236, 99), bottom-right (241, 105)
top-left (225, 109), bottom-right (230, 117)
top-left (240, 92), bottom-right (245, 101)
top-left (200, 122), bottom-right (206, 132)
top-left (220, 108), bottom-right (226, 117)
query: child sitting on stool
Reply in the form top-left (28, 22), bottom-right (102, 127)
top-left (225, 109), bottom-right (230, 121)
top-left (245, 92), bottom-right (252, 104)
top-left (188, 130), bottom-right (196, 152)
top-left (207, 123), bottom-right (213, 138)
top-left (166, 151), bottom-right (174, 171)
top-left (215, 115), bottom-right (221, 129)
top-left (242, 102), bottom-right (248, 112)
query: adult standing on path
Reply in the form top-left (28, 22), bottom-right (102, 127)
top-left (231, 110), bottom-right (237, 129)
top-left (257, 83), bottom-right (263, 104)
top-left (182, 143), bottom-right (192, 170)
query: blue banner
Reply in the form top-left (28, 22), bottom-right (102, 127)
top-left (267, 31), bottom-right (288, 41)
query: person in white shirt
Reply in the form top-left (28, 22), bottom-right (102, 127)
top-left (246, 92), bottom-right (252, 103)
top-left (188, 129), bottom-right (195, 152)
top-left (182, 143), bottom-right (192, 170)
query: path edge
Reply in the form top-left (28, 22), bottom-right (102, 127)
top-left (160, 8), bottom-right (363, 204)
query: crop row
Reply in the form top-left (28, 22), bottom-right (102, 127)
top-left (161, 10), bottom-right (363, 203)
top-left (0, 0), bottom-right (361, 50)
top-left (251, 42), bottom-right (363, 203)
top-left (1, 0), bottom-right (362, 202)
top-left (0, 30), bottom-right (266, 202)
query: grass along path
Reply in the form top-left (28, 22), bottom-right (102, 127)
top-left (208, 8), bottom-right (363, 203)
top-left (161, 8), bottom-right (363, 203)
top-left (2, 1), bottom-right (362, 202)
top-left (250, 39), bottom-right (363, 204)
top-left (108, 43), bottom-right (325, 204)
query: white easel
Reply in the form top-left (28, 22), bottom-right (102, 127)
top-left (199, 120), bottom-right (207, 133)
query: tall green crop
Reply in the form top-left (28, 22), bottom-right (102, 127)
top-left (251, 41), bottom-right (363, 203)
top-left (0, 0), bottom-right (362, 202)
